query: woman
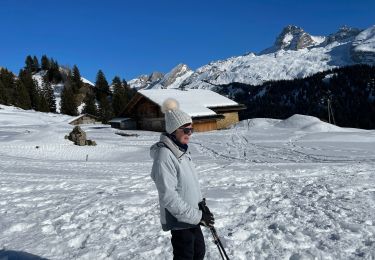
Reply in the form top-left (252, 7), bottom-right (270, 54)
top-left (150, 98), bottom-right (214, 259)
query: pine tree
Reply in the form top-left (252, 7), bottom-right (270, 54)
top-left (47, 59), bottom-right (62, 83)
top-left (0, 80), bottom-right (7, 105)
top-left (19, 69), bottom-right (40, 110)
top-left (13, 79), bottom-right (32, 109)
top-left (0, 68), bottom-right (15, 105)
top-left (42, 75), bottom-right (56, 112)
top-left (98, 96), bottom-right (113, 123)
top-left (71, 65), bottom-right (83, 94)
top-left (25, 55), bottom-right (34, 73)
top-left (32, 56), bottom-right (40, 72)
top-left (112, 76), bottom-right (128, 116)
top-left (95, 70), bottom-right (109, 99)
top-left (95, 70), bottom-right (112, 122)
top-left (82, 91), bottom-right (98, 116)
top-left (123, 79), bottom-right (136, 101)
top-left (38, 93), bottom-right (50, 112)
top-left (60, 75), bottom-right (78, 116)
top-left (41, 55), bottom-right (50, 71)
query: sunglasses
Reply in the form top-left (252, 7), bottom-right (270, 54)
top-left (179, 127), bottom-right (194, 134)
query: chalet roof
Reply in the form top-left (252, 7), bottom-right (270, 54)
top-left (138, 89), bottom-right (239, 117)
top-left (68, 113), bottom-right (99, 124)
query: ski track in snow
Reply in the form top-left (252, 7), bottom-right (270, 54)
top-left (0, 107), bottom-right (375, 259)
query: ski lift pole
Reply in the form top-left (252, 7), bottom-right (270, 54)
top-left (199, 198), bottom-right (230, 260)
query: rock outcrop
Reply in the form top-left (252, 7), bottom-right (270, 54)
top-left (65, 126), bottom-right (96, 146)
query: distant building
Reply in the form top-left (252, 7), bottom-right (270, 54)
top-left (120, 89), bottom-right (246, 132)
top-left (108, 118), bottom-right (137, 130)
top-left (69, 114), bottom-right (100, 125)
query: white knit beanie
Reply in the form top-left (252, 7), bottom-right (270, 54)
top-left (161, 98), bottom-right (192, 134)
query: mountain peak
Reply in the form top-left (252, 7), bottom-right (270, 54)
top-left (170, 63), bottom-right (190, 75)
top-left (260, 25), bottom-right (316, 54)
top-left (152, 63), bottom-right (193, 89)
top-left (148, 72), bottom-right (164, 82)
top-left (325, 25), bottom-right (362, 44)
top-left (281, 25), bottom-right (305, 35)
top-left (275, 25), bottom-right (314, 50)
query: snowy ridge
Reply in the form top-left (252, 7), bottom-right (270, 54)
top-left (131, 64), bottom-right (193, 90)
top-left (351, 25), bottom-right (375, 63)
top-left (130, 25), bottom-right (375, 90)
top-left (353, 26), bottom-right (375, 52)
top-left (149, 64), bottom-right (194, 89)
top-left (128, 75), bottom-right (150, 89)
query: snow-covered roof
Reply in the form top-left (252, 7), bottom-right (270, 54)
top-left (68, 113), bottom-right (99, 124)
top-left (81, 77), bottom-right (94, 86)
top-left (138, 89), bottom-right (238, 117)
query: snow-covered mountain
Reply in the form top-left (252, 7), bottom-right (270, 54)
top-left (128, 64), bottom-right (193, 90)
top-left (129, 25), bottom-right (375, 90)
top-left (145, 64), bottom-right (193, 89)
top-left (128, 72), bottom-right (164, 90)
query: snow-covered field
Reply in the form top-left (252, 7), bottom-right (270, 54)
top-left (1, 105), bottom-right (374, 260)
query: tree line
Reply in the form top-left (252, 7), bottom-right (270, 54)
top-left (217, 64), bottom-right (375, 129)
top-left (0, 55), bottom-right (136, 123)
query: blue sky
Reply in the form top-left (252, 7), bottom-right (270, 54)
top-left (1, 0), bottom-right (374, 82)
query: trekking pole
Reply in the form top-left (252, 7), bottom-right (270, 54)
top-left (199, 198), bottom-right (230, 260)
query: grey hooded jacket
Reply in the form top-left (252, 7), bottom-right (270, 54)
top-left (150, 133), bottom-right (203, 231)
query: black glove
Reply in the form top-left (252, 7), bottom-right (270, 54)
top-left (198, 199), bottom-right (212, 214)
top-left (200, 210), bottom-right (215, 227)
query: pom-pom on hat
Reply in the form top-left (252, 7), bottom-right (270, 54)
top-left (161, 98), bottom-right (192, 134)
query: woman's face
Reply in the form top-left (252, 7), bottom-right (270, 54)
top-left (174, 123), bottom-right (193, 145)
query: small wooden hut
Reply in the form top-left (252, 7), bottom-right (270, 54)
top-left (69, 114), bottom-right (100, 125)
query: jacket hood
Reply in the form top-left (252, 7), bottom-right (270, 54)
top-left (150, 133), bottom-right (187, 159)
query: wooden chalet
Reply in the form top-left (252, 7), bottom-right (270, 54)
top-left (120, 89), bottom-right (246, 132)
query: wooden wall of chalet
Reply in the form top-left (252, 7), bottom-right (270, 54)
top-left (139, 118), bottom-right (164, 132)
top-left (193, 119), bottom-right (217, 132)
top-left (134, 98), bottom-right (165, 131)
top-left (216, 112), bottom-right (239, 129)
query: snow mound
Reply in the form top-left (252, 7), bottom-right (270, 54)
top-left (301, 121), bottom-right (344, 132)
top-left (276, 114), bottom-right (321, 128)
top-left (275, 114), bottom-right (343, 132)
top-left (233, 118), bottom-right (281, 129)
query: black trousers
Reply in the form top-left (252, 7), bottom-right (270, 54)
top-left (171, 226), bottom-right (205, 260)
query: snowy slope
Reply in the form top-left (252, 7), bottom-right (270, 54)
top-left (1, 105), bottom-right (375, 259)
top-left (32, 72), bottom-right (63, 113)
top-left (32, 71), bottom-right (94, 113)
top-left (351, 25), bottom-right (375, 63)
